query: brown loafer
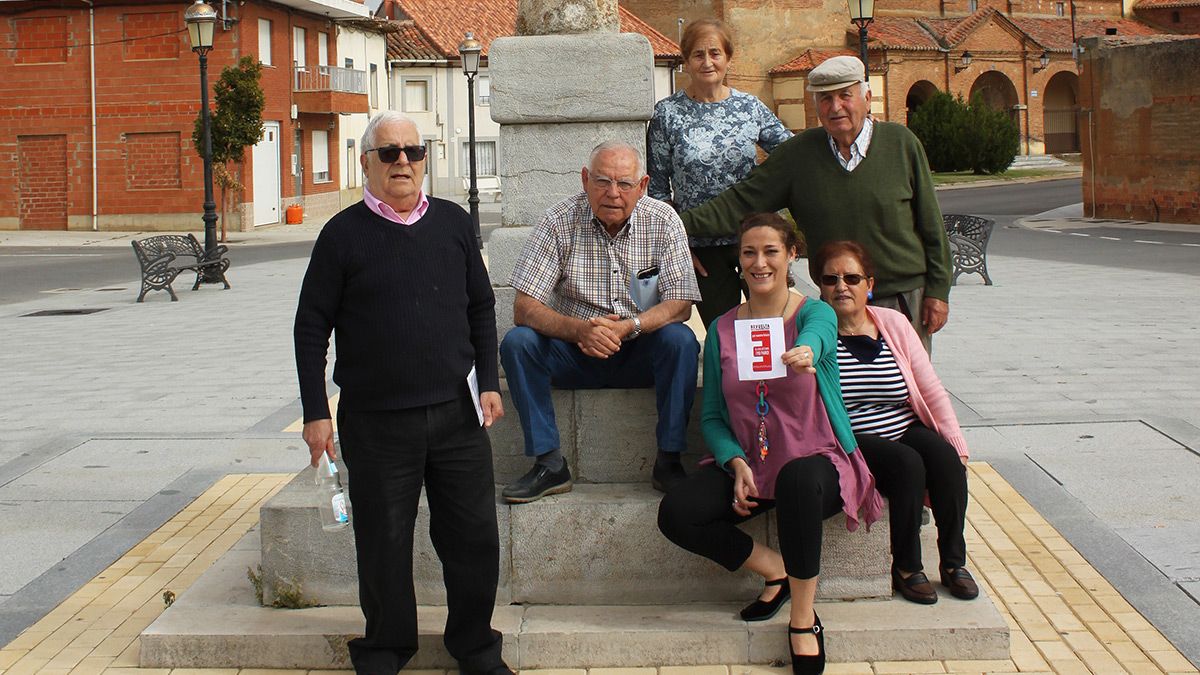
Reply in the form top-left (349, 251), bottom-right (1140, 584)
top-left (940, 566), bottom-right (979, 600)
top-left (892, 567), bottom-right (937, 604)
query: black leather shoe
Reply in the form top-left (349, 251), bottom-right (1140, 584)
top-left (502, 459), bottom-right (572, 504)
top-left (940, 566), bottom-right (979, 600)
top-left (651, 458), bottom-right (687, 493)
top-left (788, 612), bottom-right (825, 674)
top-left (740, 577), bottom-right (791, 621)
top-left (892, 566), bottom-right (938, 605)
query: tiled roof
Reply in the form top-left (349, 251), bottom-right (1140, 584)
top-left (1136, 0), bottom-right (1200, 8)
top-left (855, 16), bottom-right (942, 50)
top-left (919, 7), bottom-right (1012, 46)
top-left (391, 0), bottom-right (679, 59)
top-left (1012, 16), bottom-right (1162, 51)
top-left (386, 20), bottom-right (444, 61)
top-left (768, 48), bottom-right (885, 74)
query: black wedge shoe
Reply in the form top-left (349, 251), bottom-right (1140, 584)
top-left (740, 577), bottom-right (791, 621)
top-left (788, 612), bottom-right (825, 675)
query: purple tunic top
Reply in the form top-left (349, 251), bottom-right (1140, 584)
top-left (713, 305), bottom-right (882, 530)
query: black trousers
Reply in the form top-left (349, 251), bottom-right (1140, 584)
top-left (692, 244), bottom-right (746, 327)
top-left (338, 390), bottom-right (504, 675)
top-left (658, 456), bottom-right (843, 580)
top-left (855, 423), bottom-right (967, 573)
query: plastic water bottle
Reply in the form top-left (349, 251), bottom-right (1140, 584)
top-left (315, 452), bottom-right (350, 532)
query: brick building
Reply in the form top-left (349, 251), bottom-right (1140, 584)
top-left (621, 0), bottom-right (1187, 156)
top-left (1079, 35), bottom-right (1200, 223)
top-left (0, 0), bottom-right (381, 232)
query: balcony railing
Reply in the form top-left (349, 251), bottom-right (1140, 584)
top-left (294, 64), bottom-right (366, 94)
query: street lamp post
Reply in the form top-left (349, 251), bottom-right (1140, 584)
top-left (184, 0), bottom-right (219, 275)
top-left (458, 33), bottom-right (483, 249)
top-left (848, 0), bottom-right (875, 73)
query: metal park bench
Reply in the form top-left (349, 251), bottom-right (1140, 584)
top-left (943, 214), bottom-right (995, 285)
top-left (131, 234), bottom-right (230, 302)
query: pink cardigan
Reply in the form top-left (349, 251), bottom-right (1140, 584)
top-left (867, 306), bottom-right (969, 458)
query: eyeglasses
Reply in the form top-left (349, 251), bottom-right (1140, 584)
top-left (819, 273), bottom-right (867, 286)
top-left (366, 145), bottom-right (427, 164)
top-left (591, 176), bottom-right (640, 193)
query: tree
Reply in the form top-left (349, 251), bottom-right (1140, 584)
top-left (193, 56), bottom-right (265, 240)
top-left (964, 93), bottom-right (1020, 175)
top-left (908, 91), bottom-right (1019, 175)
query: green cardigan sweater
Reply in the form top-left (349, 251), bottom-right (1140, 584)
top-left (681, 122), bottom-right (952, 301)
top-left (702, 297), bottom-right (857, 470)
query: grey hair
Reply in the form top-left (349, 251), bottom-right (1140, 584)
top-left (811, 81), bottom-right (871, 106)
top-left (587, 140), bottom-right (646, 178)
top-left (360, 111), bottom-right (421, 152)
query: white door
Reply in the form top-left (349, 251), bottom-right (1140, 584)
top-left (252, 121), bottom-right (281, 226)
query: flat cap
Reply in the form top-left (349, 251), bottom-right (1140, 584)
top-left (807, 55), bottom-right (866, 92)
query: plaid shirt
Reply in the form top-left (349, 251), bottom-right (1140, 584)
top-left (509, 192), bottom-right (701, 320)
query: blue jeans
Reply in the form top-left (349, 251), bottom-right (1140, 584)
top-left (500, 322), bottom-right (700, 458)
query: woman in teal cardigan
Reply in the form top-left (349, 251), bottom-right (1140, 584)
top-left (658, 213), bottom-right (881, 675)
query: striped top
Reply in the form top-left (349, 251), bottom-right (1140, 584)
top-left (837, 334), bottom-right (918, 440)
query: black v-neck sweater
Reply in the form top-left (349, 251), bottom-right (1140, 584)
top-left (294, 199), bottom-right (498, 422)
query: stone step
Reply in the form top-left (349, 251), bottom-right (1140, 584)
top-left (261, 474), bottom-right (891, 607)
top-left (142, 530), bottom-right (1009, 670)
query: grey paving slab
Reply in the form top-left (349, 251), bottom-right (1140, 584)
top-left (0, 499), bottom-right (138, 595)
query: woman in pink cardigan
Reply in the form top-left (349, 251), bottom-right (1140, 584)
top-left (811, 240), bottom-right (978, 605)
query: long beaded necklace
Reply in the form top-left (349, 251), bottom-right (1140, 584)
top-left (745, 292), bottom-right (791, 463)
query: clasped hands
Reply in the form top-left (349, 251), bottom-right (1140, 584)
top-left (576, 314), bottom-right (633, 358)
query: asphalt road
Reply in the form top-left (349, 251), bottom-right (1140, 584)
top-left (2, 178), bottom-right (1197, 306)
top-left (937, 177), bottom-right (1200, 276)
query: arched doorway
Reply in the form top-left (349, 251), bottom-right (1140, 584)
top-left (905, 80), bottom-right (939, 125)
top-left (969, 71), bottom-right (1019, 117)
top-left (1043, 71), bottom-right (1080, 153)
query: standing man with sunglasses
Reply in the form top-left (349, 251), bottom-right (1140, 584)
top-left (294, 111), bottom-right (513, 675)
top-left (680, 56), bottom-right (951, 353)
top-left (499, 141), bottom-right (702, 503)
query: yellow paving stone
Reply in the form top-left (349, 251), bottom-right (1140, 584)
top-left (1006, 633), bottom-right (1051, 672)
top-left (820, 664), bottom-right (873, 674)
top-left (1044, 658), bottom-right (1092, 675)
top-left (66, 656), bottom-right (114, 675)
top-left (0, 649), bottom-right (29, 668)
top-left (305, 670), bottom-right (354, 674)
top-left (100, 668), bottom-right (169, 675)
top-left (2, 630), bottom-right (49, 651)
top-left (2, 656), bottom-right (50, 675)
top-left (587, 669), bottom-right (658, 675)
top-left (1128, 630), bottom-right (1178, 654)
top-left (872, 661), bottom-right (946, 673)
top-left (1146, 650), bottom-right (1197, 672)
top-left (107, 638), bottom-right (139, 667)
top-left (1060, 630), bottom-right (1104, 653)
top-left (43, 645), bottom-right (95, 669)
top-left (515, 670), bottom-right (589, 675)
top-left (1033, 639), bottom-right (1076, 663)
top-left (163, 669), bottom-right (240, 675)
top-left (659, 668), bottom-right (728, 675)
top-left (1075, 649), bottom-right (1128, 673)
top-left (943, 660), bottom-right (1017, 672)
top-left (236, 670), bottom-right (310, 674)
top-left (89, 634), bottom-right (135, 658)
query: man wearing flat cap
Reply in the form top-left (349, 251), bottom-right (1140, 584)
top-left (681, 55), bottom-right (950, 351)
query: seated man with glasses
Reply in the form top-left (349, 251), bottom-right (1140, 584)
top-left (500, 140), bottom-right (702, 503)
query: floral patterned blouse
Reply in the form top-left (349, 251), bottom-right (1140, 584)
top-left (647, 88), bottom-right (792, 247)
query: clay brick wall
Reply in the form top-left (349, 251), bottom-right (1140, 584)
top-left (1080, 35), bottom-right (1200, 224)
top-left (17, 135), bottom-right (68, 230)
top-left (0, 2), bottom-right (342, 231)
top-left (1136, 6), bottom-right (1200, 33)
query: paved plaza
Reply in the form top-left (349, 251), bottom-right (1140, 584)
top-left (0, 203), bottom-right (1197, 672)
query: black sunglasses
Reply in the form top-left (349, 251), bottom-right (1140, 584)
top-left (367, 144), bottom-right (426, 164)
top-left (819, 273), bottom-right (867, 286)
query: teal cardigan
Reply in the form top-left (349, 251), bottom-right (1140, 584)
top-left (701, 297), bottom-right (858, 469)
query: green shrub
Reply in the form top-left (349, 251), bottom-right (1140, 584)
top-left (908, 91), bottom-right (1019, 175)
top-left (964, 93), bottom-right (1020, 175)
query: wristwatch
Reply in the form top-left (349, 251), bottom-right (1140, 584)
top-left (626, 316), bottom-right (642, 341)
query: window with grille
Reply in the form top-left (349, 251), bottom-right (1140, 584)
top-left (312, 130), bottom-right (330, 183)
top-left (460, 141), bottom-right (497, 177)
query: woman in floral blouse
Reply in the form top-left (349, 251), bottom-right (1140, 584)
top-left (647, 18), bottom-right (792, 325)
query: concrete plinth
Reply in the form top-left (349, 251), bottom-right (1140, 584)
top-left (142, 529), bottom-right (1008, 669)
top-left (259, 478), bottom-right (890, 607)
top-left (498, 120), bottom-right (648, 227)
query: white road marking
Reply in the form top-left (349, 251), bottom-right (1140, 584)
top-left (1134, 240), bottom-right (1163, 245)
top-left (1069, 232), bottom-right (1090, 237)
top-left (0, 253), bottom-right (106, 257)
top-left (1099, 236), bottom-right (1121, 241)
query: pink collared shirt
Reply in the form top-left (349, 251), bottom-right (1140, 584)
top-left (363, 185), bottom-right (429, 225)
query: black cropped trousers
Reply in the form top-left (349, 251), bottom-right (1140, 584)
top-left (658, 455), bottom-right (844, 580)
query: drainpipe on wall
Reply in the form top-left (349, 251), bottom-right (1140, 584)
top-left (87, 0), bottom-right (98, 231)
